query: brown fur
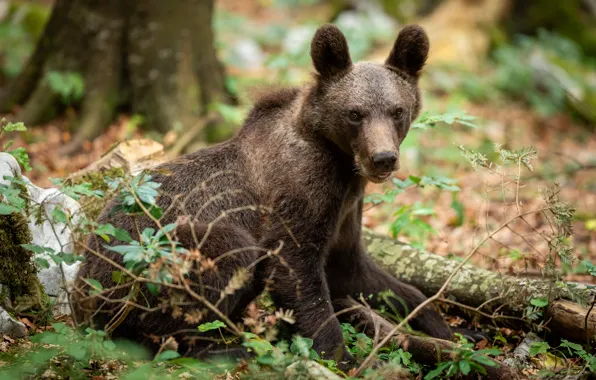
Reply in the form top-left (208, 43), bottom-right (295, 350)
top-left (73, 24), bottom-right (461, 367)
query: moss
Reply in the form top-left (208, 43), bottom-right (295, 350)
top-left (69, 167), bottom-right (125, 221)
top-left (0, 212), bottom-right (35, 298)
top-left (0, 210), bottom-right (49, 319)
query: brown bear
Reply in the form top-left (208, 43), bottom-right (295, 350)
top-left (74, 23), bottom-right (473, 367)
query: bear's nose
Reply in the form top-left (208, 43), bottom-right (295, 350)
top-left (371, 151), bottom-right (397, 171)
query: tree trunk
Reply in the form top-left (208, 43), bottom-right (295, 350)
top-left (0, 0), bottom-right (231, 154)
top-left (363, 230), bottom-right (596, 343)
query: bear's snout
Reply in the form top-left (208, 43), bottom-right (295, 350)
top-left (371, 151), bottom-right (398, 172)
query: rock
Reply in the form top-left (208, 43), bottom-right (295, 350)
top-left (27, 184), bottom-right (82, 315)
top-left (0, 152), bottom-right (82, 316)
top-left (0, 309), bottom-right (26, 339)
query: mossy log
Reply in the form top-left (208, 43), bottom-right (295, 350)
top-left (363, 230), bottom-right (596, 343)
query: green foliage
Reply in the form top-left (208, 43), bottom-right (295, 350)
top-left (0, 17), bottom-right (37, 78)
top-left (529, 341), bottom-right (550, 357)
top-left (559, 340), bottom-right (596, 372)
top-left (107, 173), bottom-right (162, 218)
top-left (365, 173), bottom-right (461, 246)
top-left (0, 176), bottom-right (28, 214)
top-left (435, 30), bottom-right (596, 121)
top-left (425, 335), bottom-right (501, 379)
top-left (106, 224), bottom-right (185, 294)
top-left (197, 320), bottom-right (226, 332)
top-left (45, 71), bottom-right (85, 104)
top-left (1, 118), bottom-right (32, 171)
top-left (530, 298), bottom-right (549, 308)
top-left (341, 323), bottom-right (373, 359)
top-left (0, 323), bottom-right (230, 379)
top-left (412, 110), bottom-right (477, 130)
top-left (388, 202), bottom-right (436, 248)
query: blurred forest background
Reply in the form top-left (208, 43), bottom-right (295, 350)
top-left (0, 0), bottom-right (595, 379)
top-left (1, 0), bottom-right (593, 281)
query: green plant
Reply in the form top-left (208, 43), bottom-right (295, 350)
top-left (412, 110), bottom-right (477, 130)
top-left (45, 71), bottom-right (85, 104)
top-left (436, 30), bottom-right (596, 121)
top-left (0, 118), bottom-right (31, 171)
top-left (365, 174), bottom-right (461, 247)
top-left (0, 21), bottom-right (36, 78)
top-left (424, 335), bottom-right (501, 379)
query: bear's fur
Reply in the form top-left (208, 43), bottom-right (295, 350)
top-left (74, 24), bottom-right (461, 366)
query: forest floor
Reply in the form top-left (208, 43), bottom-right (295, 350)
top-left (1, 1), bottom-right (595, 378)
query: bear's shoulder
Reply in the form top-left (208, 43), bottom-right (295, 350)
top-left (244, 87), bottom-right (301, 125)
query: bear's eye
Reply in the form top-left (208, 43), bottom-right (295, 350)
top-left (348, 110), bottom-right (363, 123)
top-left (391, 108), bottom-right (404, 120)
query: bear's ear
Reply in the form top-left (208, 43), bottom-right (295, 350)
top-left (310, 24), bottom-right (352, 78)
top-left (385, 24), bottom-right (429, 78)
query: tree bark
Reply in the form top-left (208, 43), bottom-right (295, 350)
top-left (0, 0), bottom-right (231, 153)
top-left (363, 230), bottom-right (596, 343)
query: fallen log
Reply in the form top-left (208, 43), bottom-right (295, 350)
top-left (363, 230), bottom-right (596, 343)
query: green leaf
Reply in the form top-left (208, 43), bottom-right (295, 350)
top-left (582, 260), bottom-right (596, 276)
top-left (0, 203), bottom-right (19, 215)
top-left (469, 361), bottom-right (488, 375)
top-left (424, 362), bottom-right (450, 380)
top-left (145, 282), bottom-right (160, 296)
top-left (530, 298), bottom-right (549, 308)
top-left (459, 360), bottom-right (471, 375)
top-left (21, 244), bottom-right (54, 253)
top-left (3, 121), bottom-right (26, 132)
top-left (86, 278), bottom-right (103, 295)
top-left (290, 336), bottom-right (314, 357)
top-left (198, 320), bottom-right (226, 332)
top-left (35, 258), bottom-right (50, 269)
top-left (243, 339), bottom-right (274, 356)
top-left (473, 355), bottom-right (498, 367)
top-left (154, 350), bottom-right (180, 362)
top-left (560, 339), bottom-right (584, 355)
top-left (112, 271), bottom-right (125, 284)
top-left (9, 147), bottom-right (32, 171)
top-left (66, 343), bottom-right (89, 361)
top-left (52, 208), bottom-right (68, 224)
top-left (529, 341), bottom-right (550, 357)
top-left (103, 340), bottom-right (117, 351)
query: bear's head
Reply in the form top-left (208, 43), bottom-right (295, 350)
top-left (303, 24), bottom-right (429, 183)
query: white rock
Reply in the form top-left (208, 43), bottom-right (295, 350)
top-left (0, 309), bottom-right (26, 338)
